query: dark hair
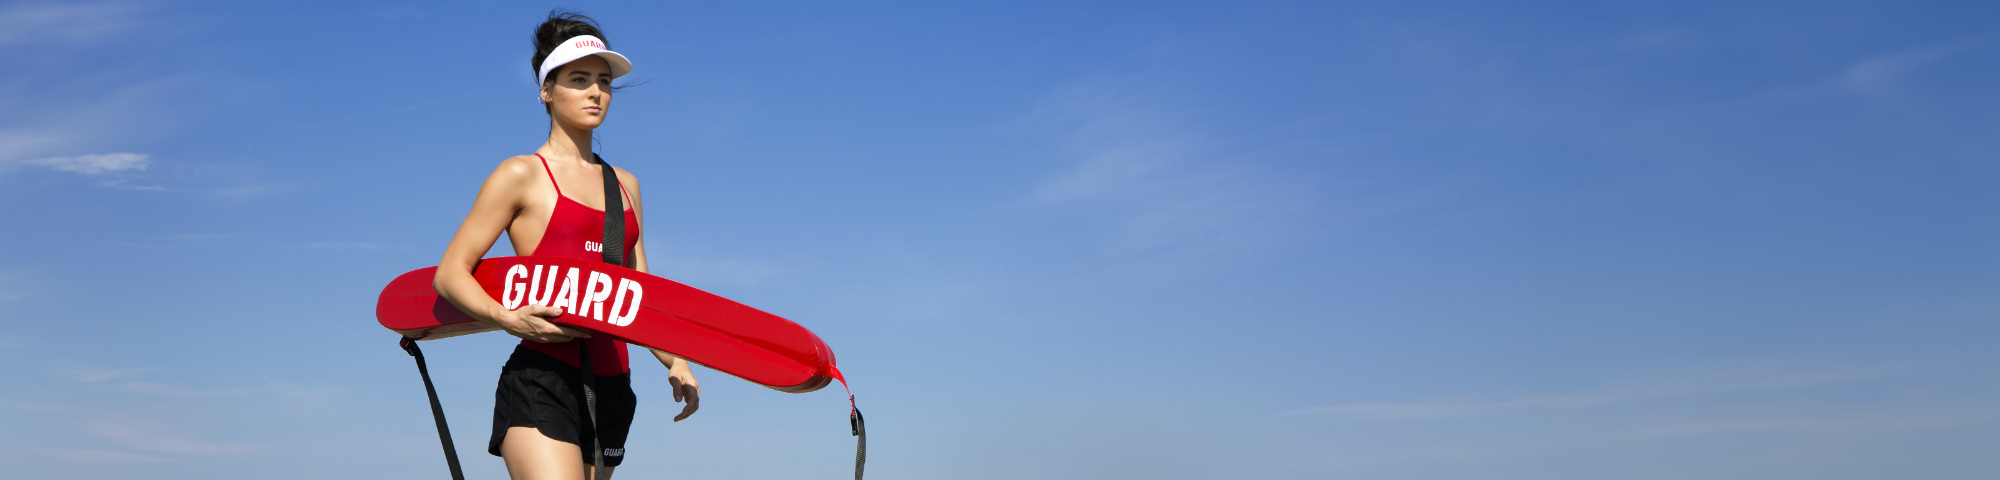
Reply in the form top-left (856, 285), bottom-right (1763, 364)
top-left (531, 10), bottom-right (636, 114)
top-left (532, 10), bottom-right (611, 84)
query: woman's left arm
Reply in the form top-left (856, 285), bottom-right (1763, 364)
top-left (621, 167), bottom-right (701, 422)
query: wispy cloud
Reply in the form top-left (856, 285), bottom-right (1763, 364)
top-left (102, 180), bottom-right (167, 191)
top-left (302, 97), bottom-right (464, 129)
top-left (0, 400), bottom-right (66, 413)
top-left (1292, 366), bottom-right (1893, 420)
top-left (0, 77), bottom-right (187, 167)
top-left (650, 246), bottom-right (784, 286)
top-left (6, 153), bottom-right (177, 190)
top-left (0, 270), bottom-right (31, 301)
top-left (120, 376), bottom-right (340, 403)
top-left (1310, 404), bottom-right (1997, 467)
top-left (1603, 410), bottom-right (1995, 440)
top-left (121, 381), bottom-right (251, 398)
top-left (19, 152), bottom-right (150, 174)
top-left (365, 5), bottom-right (426, 22)
top-left (301, 241), bottom-right (383, 251)
top-left (210, 185), bottom-right (275, 196)
top-left (50, 363), bottom-right (156, 383)
top-left (1026, 74), bottom-right (1314, 264)
top-left (1829, 41), bottom-right (1976, 95)
top-left (35, 448), bottom-right (171, 464)
top-left (1296, 363), bottom-right (1997, 466)
top-left (99, 233), bottom-right (236, 250)
top-left (81, 417), bottom-right (261, 456)
top-left (0, 2), bottom-right (146, 47)
top-left (50, 362), bottom-right (248, 396)
top-left (48, 362), bottom-right (342, 403)
top-left (157, 233), bottom-right (232, 242)
top-left (100, 240), bottom-right (172, 249)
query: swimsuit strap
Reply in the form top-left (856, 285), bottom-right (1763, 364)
top-left (538, 153), bottom-right (633, 211)
top-left (534, 153), bottom-right (565, 197)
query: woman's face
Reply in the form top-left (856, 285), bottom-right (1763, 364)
top-left (541, 55), bottom-right (614, 130)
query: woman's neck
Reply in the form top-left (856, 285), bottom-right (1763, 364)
top-left (540, 121), bottom-right (596, 164)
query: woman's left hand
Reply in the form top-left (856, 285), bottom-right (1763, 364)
top-left (651, 348), bottom-right (700, 422)
top-left (668, 366), bottom-right (700, 422)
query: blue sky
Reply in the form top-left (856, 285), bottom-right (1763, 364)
top-left (2, 1), bottom-right (1996, 478)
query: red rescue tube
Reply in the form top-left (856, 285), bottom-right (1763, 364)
top-left (377, 256), bottom-right (835, 393)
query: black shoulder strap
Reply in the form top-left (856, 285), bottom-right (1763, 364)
top-left (585, 153), bottom-right (618, 480)
top-left (595, 153), bottom-right (625, 268)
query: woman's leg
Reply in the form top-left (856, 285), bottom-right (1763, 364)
top-left (500, 426), bottom-right (615, 480)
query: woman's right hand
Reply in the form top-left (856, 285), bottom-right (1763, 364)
top-left (493, 304), bottom-right (592, 343)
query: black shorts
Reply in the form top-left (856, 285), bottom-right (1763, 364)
top-left (488, 345), bottom-right (636, 467)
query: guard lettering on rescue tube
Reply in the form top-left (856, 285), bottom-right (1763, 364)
top-left (498, 264), bottom-right (643, 326)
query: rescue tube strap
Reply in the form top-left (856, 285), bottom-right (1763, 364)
top-left (595, 153), bottom-right (625, 268)
top-left (851, 397), bottom-right (866, 480)
top-left (587, 152), bottom-right (616, 479)
top-left (579, 339), bottom-right (607, 480)
top-left (401, 338), bottom-right (467, 480)
top-left (834, 367), bottom-right (864, 480)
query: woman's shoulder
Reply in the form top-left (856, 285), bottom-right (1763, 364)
top-left (485, 154), bottom-right (548, 183)
top-left (611, 165), bottom-right (641, 191)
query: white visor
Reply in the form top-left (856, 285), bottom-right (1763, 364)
top-left (536, 35), bottom-right (633, 103)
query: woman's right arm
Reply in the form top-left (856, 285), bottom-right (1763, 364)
top-left (433, 157), bottom-right (587, 343)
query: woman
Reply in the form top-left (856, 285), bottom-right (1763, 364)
top-left (433, 11), bottom-right (698, 480)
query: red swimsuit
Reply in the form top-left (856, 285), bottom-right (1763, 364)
top-left (521, 153), bottom-right (641, 375)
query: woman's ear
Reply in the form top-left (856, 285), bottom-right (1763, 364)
top-left (539, 83), bottom-right (552, 104)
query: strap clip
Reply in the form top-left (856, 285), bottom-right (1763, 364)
top-left (849, 397), bottom-right (864, 437)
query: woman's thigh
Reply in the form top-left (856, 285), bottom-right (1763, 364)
top-left (501, 426), bottom-right (615, 480)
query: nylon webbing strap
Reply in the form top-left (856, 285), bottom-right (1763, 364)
top-left (401, 338), bottom-right (467, 480)
top-left (851, 402), bottom-right (866, 480)
top-left (587, 152), bottom-right (617, 480)
top-left (578, 339), bottom-right (608, 480)
top-left (595, 153), bottom-right (625, 268)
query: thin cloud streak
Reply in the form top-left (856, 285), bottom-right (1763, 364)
top-left (301, 241), bottom-right (383, 251)
top-left (0, 270), bottom-right (32, 301)
top-left (1312, 411), bottom-right (1996, 467)
top-left (0, 73), bottom-right (193, 167)
top-left (122, 381), bottom-right (252, 398)
top-left (1027, 74), bottom-right (1314, 264)
top-left (20, 153), bottom-right (151, 174)
top-left (1292, 366), bottom-right (1895, 420)
top-left (1309, 402), bottom-right (1999, 467)
top-left (0, 2), bottom-right (146, 47)
top-left (649, 245), bottom-right (784, 286)
top-left (81, 418), bottom-right (261, 456)
top-left (100, 241), bottom-right (173, 249)
top-left (35, 448), bottom-right (171, 464)
top-left (112, 375), bottom-right (342, 403)
top-left (1604, 412), bottom-right (1997, 440)
top-left (210, 185), bottom-right (276, 196)
top-left (50, 364), bottom-right (157, 383)
top-left (1829, 41), bottom-right (1978, 95)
